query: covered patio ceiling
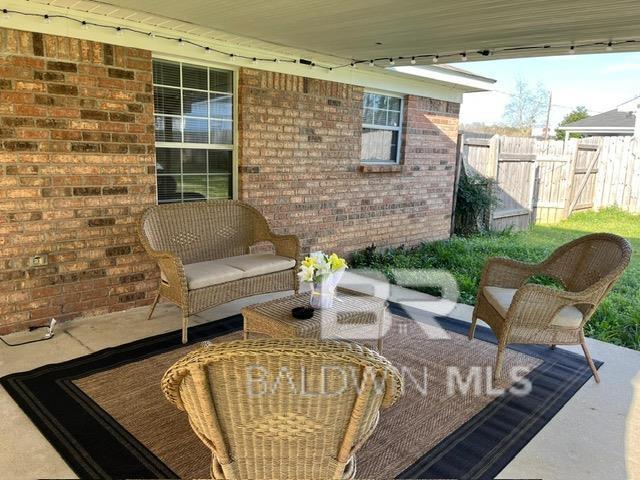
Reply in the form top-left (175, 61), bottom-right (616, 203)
top-left (33, 0), bottom-right (640, 63)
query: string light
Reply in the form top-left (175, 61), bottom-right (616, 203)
top-left (0, 7), bottom-right (636, 71)
top-left (350, 62), bottom-right (356, 68)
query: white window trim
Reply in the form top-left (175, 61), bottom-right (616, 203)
top-left (361, 90), bottom-right (404, 165)
top-left (152, 54), bottom-right (239, 201)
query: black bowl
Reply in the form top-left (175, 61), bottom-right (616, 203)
top-left (291, 306), bottom-right (315, 320)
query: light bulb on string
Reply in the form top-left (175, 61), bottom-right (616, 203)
top-left (606, 41), bottom-right (613, 51)
top-left (43, 14), bottom-right (51, 24)
top-left (569, 45), bottom-right (576, 54)
top-left (432, 55), bottom-right (439, 63)
top-left (368, 60), bottom-right (374, 67)
top-left (115, 26), bottom-right (124, 36)
top-left (460, 52), bottom-right (468, 61)
top-left (389, 58), bottom-right (395, 66)
top-left (2, 9), bottom-right (10, 20)
top-left (410, 56), bottom-right (417, 64)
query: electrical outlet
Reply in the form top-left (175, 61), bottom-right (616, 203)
top-left (29, 254), bottom-right (48, 267)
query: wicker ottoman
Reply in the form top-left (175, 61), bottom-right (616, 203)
top-left (241, 289), bottom-right (388, 351)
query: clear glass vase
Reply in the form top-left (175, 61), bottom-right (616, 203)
top-left (309, 269), bottom-right (344, 309)
top-left (310, 281), bottom-right (335, 309)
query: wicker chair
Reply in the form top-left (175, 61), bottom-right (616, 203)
top-left (162, 338), bottom-right (403, 480)
top-left (139, 201), bottom-right (300, 343)
top-left (469, 233), bottom-right (632, 383)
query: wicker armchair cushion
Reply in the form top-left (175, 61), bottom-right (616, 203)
top-left (484, 286), bottom-right (583, 328)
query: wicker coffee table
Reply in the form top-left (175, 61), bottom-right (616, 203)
top-left (241, 289), bottom-right (388, 351)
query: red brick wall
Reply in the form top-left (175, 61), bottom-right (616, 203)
top-left (238, 68), bottom-right (459, 255)
top-left (0, 28), bottom-right (157, 333)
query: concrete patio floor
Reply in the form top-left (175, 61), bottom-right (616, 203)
top-left (1, 272), bottom-right (639, 479)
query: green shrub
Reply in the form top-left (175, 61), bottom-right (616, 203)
top-left (454, 168), bottom-right (498, 236)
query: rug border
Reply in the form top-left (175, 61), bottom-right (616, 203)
top-left (1, 302), bottom-right (601, 480)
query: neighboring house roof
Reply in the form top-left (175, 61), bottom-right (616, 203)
top-left (559, 109), bottom-right (636, 133)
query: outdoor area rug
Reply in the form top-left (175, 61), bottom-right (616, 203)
top-left (1, 302), bottom-right (601, 479)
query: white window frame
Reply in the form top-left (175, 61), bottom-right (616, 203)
top-left (152, 54), bottom-right (239, 202)
top-left (361, 90), bottom-right (404, 164)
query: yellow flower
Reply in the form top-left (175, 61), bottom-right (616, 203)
top-left (301, 256), bottom-right (317, 268)
top-left (328, 253), bottom-right (347, 271)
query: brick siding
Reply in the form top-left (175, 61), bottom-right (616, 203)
top-left (0, 28), bottom-right (157, 333)
top-left (0, 30), bottom-right (459, 334)
top-left (238, 68), bottom-right (459, 255)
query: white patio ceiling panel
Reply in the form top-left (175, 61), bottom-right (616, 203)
top-left (28, 0), bottom-right (640, 63)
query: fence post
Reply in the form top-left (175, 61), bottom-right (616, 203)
top-left (450, 133), bottom-right (464, 235)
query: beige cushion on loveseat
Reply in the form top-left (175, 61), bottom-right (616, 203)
top-left (183, 261), bottom-right (244, 290)
top-left (223, 253), bottom-right (296, 277)
top-left (483, 286), bottom-right (583, 328)
top-left (180, 254), bottom-right (296, 290)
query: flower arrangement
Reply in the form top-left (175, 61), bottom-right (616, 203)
top-left (298, 252), bottom-right (348, 309)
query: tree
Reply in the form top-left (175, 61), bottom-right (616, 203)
top-left (554, 106), bottom-right (589, 140)
top-left (503, 79), bottom-right (550, 133)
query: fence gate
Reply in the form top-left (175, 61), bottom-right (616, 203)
top-left (566, 142), bottom-right (601, 216)
top-left (491, 137), bottom-right (536, 230)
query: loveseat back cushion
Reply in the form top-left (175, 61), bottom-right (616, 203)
top-left (141, 201), bottom-right (270, 264)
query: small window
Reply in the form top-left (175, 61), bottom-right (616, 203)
top-left (361, 92), bottom-right (403, 163)
top-left (153, 59), bottom-right (234, 203)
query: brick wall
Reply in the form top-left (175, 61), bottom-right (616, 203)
top-left (0, 28), bottom-right (157, 333)
top-left (238, 68), bottom-right (459, 255)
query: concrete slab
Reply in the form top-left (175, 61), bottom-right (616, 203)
top-left (0, 274), bottom-right (638, 479)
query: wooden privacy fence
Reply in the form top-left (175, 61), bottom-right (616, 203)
top-left (459, 134), bottom-right (640, 230)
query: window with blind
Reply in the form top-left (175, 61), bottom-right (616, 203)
top-left (152, 59), bottom-right (234, 203)
top-left (361, 92), bottom-right (403, 163)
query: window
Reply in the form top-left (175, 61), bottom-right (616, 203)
top-left (153, 59), bottom-right (234, 203)
top-left (361, 92), bottom-right (403, 163)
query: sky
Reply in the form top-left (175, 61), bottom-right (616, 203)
top-left (450, 52), bottom-right (640, 130)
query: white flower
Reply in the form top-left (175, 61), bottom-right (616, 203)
top-left (298, 264), bottom-right (315, 283)
top-left (309, 251), bottom-right (326, 265)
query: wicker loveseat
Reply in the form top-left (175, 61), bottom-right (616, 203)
top-left (139, 201), bottom-right (300, 343)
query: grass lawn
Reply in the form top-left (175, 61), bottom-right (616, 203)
top-left (351, 208), bottom-right (639, 350)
